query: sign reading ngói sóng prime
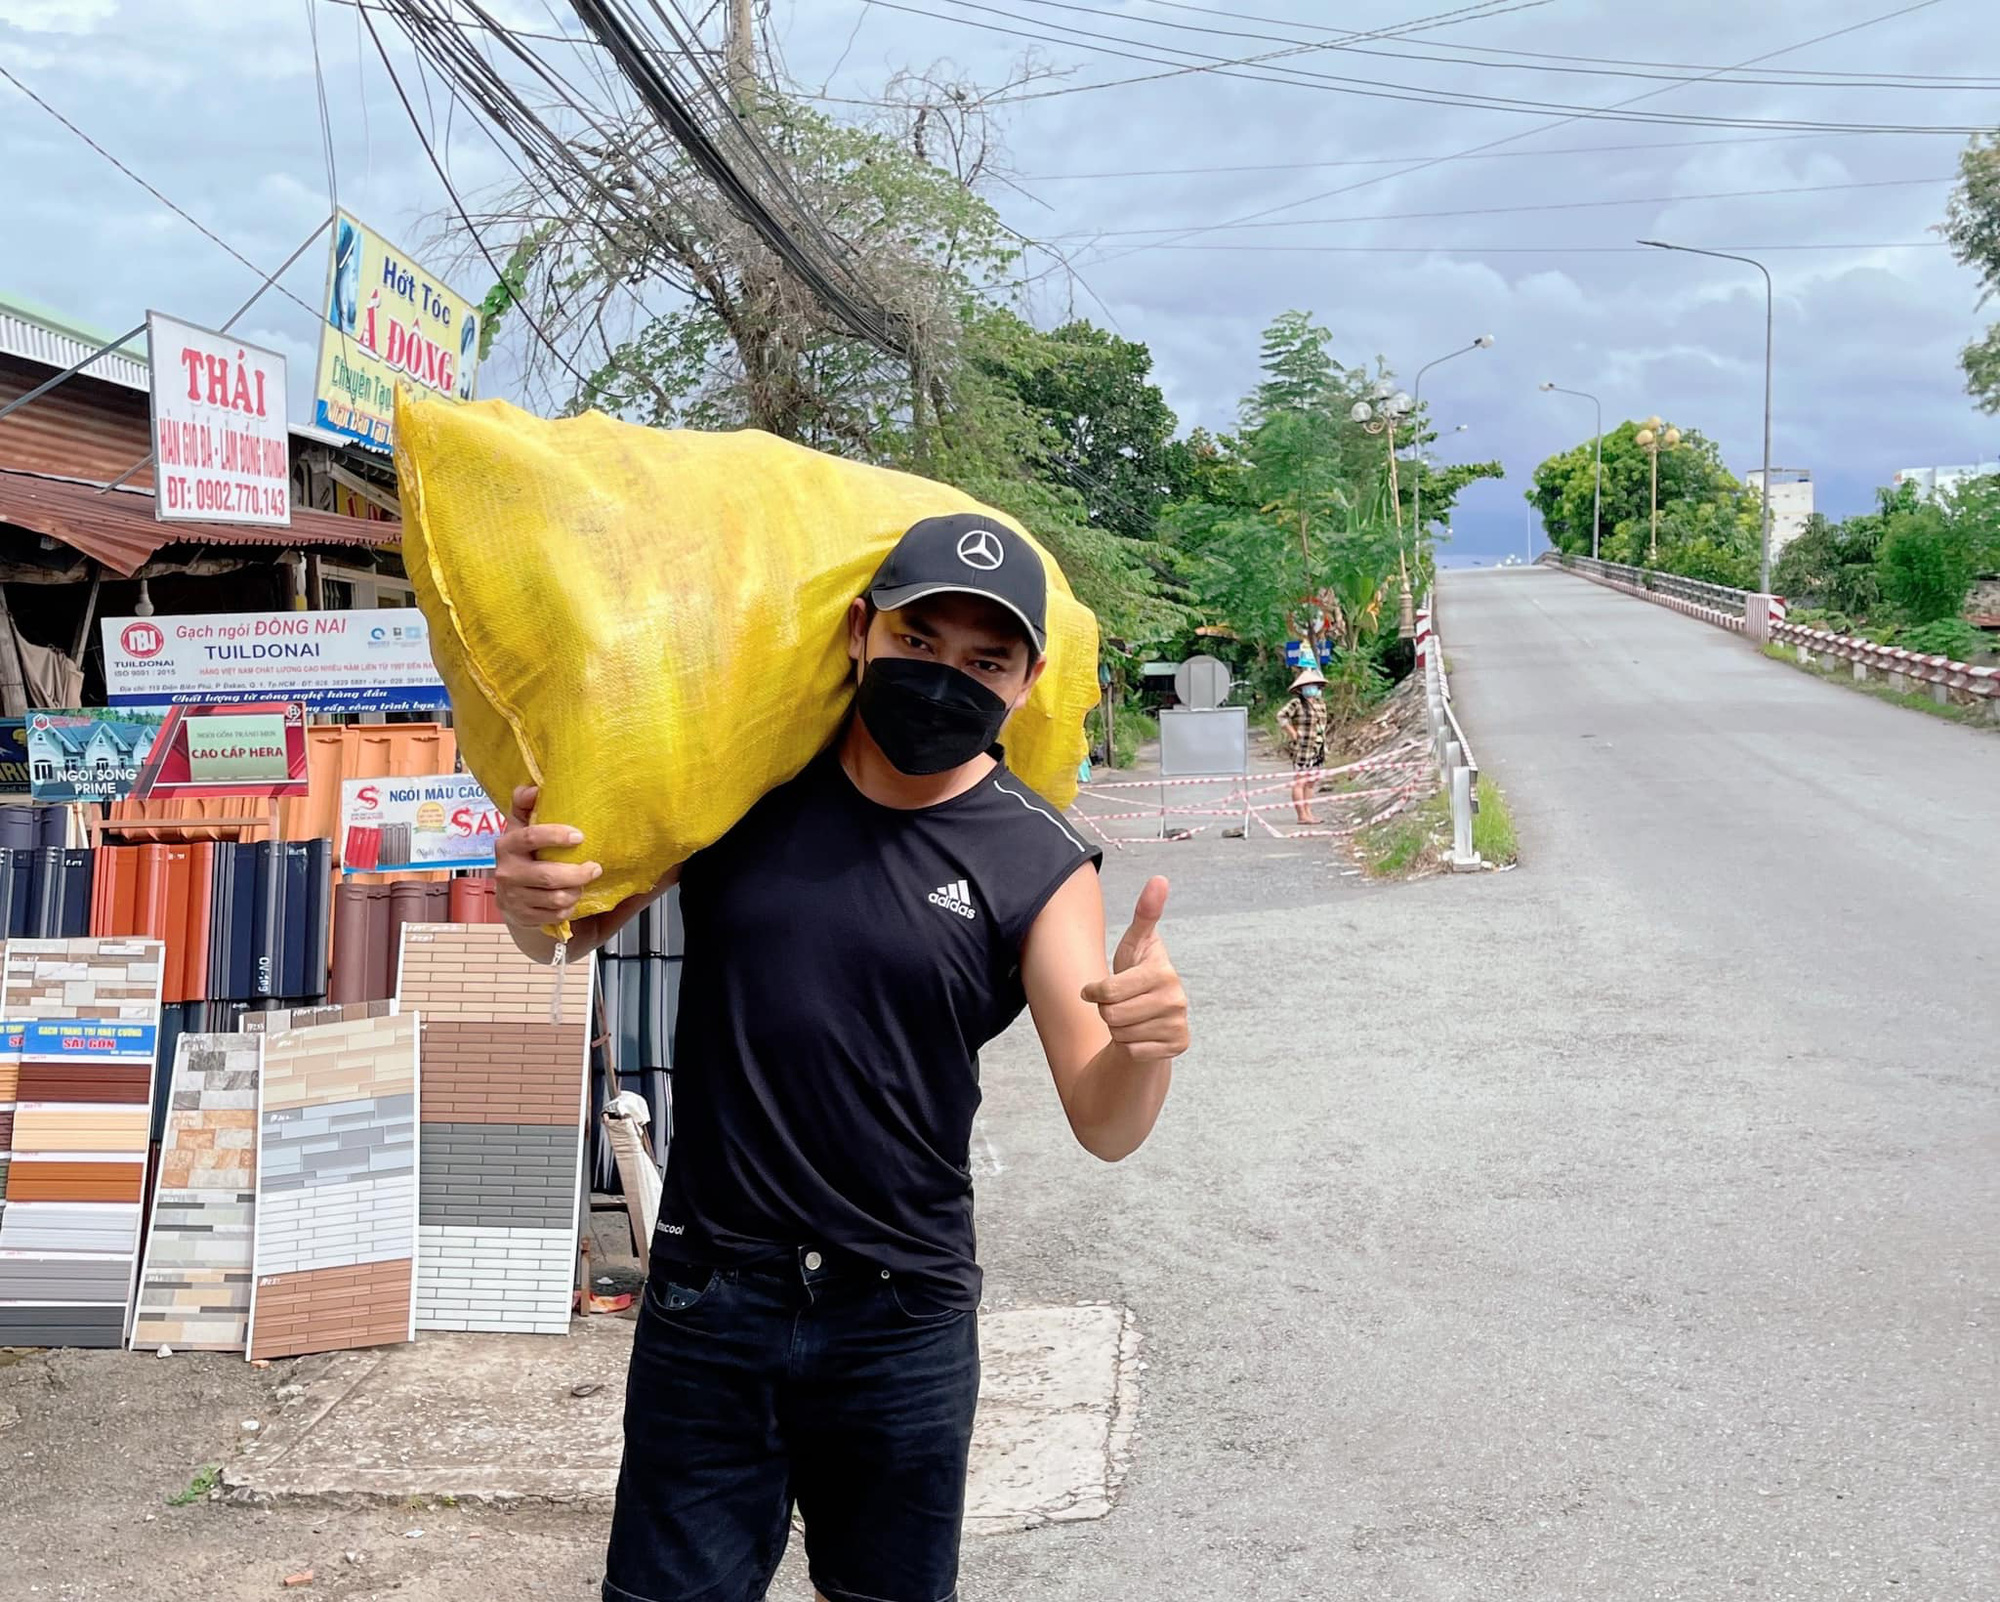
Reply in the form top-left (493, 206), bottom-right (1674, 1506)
top-left (339, 774), bottom-right (503, 875)
top-left (100, 608), bottom-right (446, 713)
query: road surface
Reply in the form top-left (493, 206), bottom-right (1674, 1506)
top-left (2, 567), bottom-right (1991, 1600)
top-left (951, 565), bottom-right (1996, 1599)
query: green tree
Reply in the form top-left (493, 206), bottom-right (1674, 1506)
top-left (1529, 419), bottom-right (1757, 569)
top-left (1942, 471), bottom-right (2000, 572)
top-left (916, 307), bottom-right (1184, 646)
top-left (972, 316), bottom-right (1193, 541)
top-left (1941, 134), bottom-right (2000, 414)
top-left (1248, 310), bottom-right (1339, 422)
top-left (1878, 500), bottom-right (1976, 623)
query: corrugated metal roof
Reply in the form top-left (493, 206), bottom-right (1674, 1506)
top-left (0, 299), bottom-right (149, 392)
top-left (0, 467), bottom-right (400, 577)
top-left (0, 353), bottom-right (156, 489)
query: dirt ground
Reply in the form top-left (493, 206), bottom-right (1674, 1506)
top-left (0, 1338), bottom-right (618, 1600)
top-left (0, 1214), bottom-right (652, 1601)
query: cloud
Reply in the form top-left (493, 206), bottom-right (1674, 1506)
top-left (2, 0), bottom-right (1992, 562)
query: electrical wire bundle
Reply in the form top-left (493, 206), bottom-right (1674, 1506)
top-left (373, 0), bottom-right (921, 401)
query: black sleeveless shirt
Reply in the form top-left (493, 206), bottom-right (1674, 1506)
top-left (659, 749), bottom-right (1100, 1307)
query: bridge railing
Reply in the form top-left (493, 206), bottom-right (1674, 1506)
top-left (1773, 622), bottom-right (2000, 707)
top-left (1540, 553), bottom-right (2000, 717)
top-left (1415, 590), bottom-right (1482, 872)
top-left (1550, 553), bottom-right (1748, 633)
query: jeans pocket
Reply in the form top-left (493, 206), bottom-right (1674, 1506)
top-left (885, 1275), bottom-right (968, 1326)
top-left (645, 1265), bottom-right (720, 1316)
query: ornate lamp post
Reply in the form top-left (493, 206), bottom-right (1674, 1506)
top-left (1351, 384), bottom-right (1416, 636)
top-left (1634, 415), bottom-right (1682, 567)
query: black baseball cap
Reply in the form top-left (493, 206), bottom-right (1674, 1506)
top-left (866, 512), bottom-right (1048, 653)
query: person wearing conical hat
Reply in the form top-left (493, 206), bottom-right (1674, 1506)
top-left (1277, 664), bottom-right (1329, 826)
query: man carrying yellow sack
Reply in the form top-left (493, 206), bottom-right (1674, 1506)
top-left (495, 512), bottom-right (1191, 1602)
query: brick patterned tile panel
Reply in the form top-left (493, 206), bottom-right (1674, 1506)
top-left (0, 1201), bottom-right (140, 1253)
top-left (1, 938), bottom-right (166, 1020)
top-left (131, 1034), bottom-right (262, 1353)
top-left (396, 924), bottom-right (591, 1022)
top-left (398, 929), bottom-right (589, 1334)
top-left (415, 1022), bottom-right (588, 1125)
top-left (249, 1258), bottom-right (414, 1361)
top-left (10, 1106), bottom-right (149, 1152)
top-left (0, 1304), bottom-right (126, 1348)
top-left (16, 1061), bottom-right (152, 1104)
top-left (246, 1015), bottom-right (419, 1360)
top-left (4, 1159), bottom-right (146, 1204)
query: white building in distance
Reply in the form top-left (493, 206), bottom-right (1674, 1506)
top-left (1744, 468), bottom-right (1814, 556)
top-left (1892, 462), bottom-right (2000, 500)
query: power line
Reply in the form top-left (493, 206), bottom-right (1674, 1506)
top-left (355, 1), bottom-right (632, 404)
top-left (1074, 0), bottom-right (1958, 269)
top-left (1144, 240), bottom-right (1948, 254)
top-left (1017, 129), bottom-right (1927, 181)
top-left (870, 0), bottom-right (1553, 106)
top-left (877, 0), bottom-right (1988, 132)
top-left (0, 63), bottom-right (322, 321)
top-left (996, 0), bottom-right (2000, 91)
top-left (1053, 174), bottom-right (1957, 238)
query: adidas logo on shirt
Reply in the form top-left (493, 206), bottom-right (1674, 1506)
top-left (927, 879), bottom-right (978, 920)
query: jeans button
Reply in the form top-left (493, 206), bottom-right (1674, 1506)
top-left (804, 1251), bottom-right (823, 1271)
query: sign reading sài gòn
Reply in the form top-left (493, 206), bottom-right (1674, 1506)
top-left (340, 773), bottom-right (504, 875)
top-left (313, 209), bottom-right (482, 452)
top-left (146, 311), bottom-right (290, 526)
top-left (100, 609), bottom-right (447, 713)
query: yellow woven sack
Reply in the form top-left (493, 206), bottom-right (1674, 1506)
top-left (393, 391), bottom-right (1099, 931)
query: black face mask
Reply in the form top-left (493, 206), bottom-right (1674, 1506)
top-left (855, 654), bottom-right (1011, 776)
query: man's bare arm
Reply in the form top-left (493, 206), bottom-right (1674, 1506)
top-left (1021, 869), bottom-right (1188, 1163)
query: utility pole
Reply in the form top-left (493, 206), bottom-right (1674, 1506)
top-left (727, 0), bottom-right (756, 114)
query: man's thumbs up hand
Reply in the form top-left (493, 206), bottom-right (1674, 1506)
top-left (1079, 876), bottom-right (1189, 1064)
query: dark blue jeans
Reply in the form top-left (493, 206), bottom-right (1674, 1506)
top-left (603, 1246), bottom-right (981, 1602)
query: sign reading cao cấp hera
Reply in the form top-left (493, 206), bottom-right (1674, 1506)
top-left (340, 774), bottom-right (505, 875)
top-left (100, 609), bottom-right (447, 713)
top-left (313, 209), bottom-right (482, 452)
top-left (146, 311), bottom-right (290, 526)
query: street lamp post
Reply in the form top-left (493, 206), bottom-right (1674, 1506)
top-left (1639, 239), bottom-right (1774, 590)
top-left (1352, 385), bottom-right (1416, 636)
top-left (1538, 381), bottom-right (1603, 560)
top-left (1410, 335), bottom-right (1494, 547)
top-left (1634, 415), bottom-right (1682, 566)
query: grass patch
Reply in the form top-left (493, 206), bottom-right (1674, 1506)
top-left (1355, 790), bottom-right (1449, 879)
top-left (1472, 775), bottom-right (1518, 866)
top-left (167, 1465), bottom-right (220, 1507)
top-left (1111, 708), bottom-right (1156, 768)
top-left (1765, 643), bottom-right (1996, 731)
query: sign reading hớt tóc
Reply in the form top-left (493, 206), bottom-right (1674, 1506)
top-left (146, 311), bottom-right (290, 526)
top-left (100, 609), bottom-right (447, 713)
top-left (313, 209), bottom-right (482, 452)
top-left (339, 774), bottom-right (504, 875)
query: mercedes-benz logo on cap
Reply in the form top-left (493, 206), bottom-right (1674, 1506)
top-left (956, 527), bottom-right (1005, 571)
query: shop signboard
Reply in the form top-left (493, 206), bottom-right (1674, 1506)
top-left (146, 311), bottom-right (290, 526)
top-left (312, 208), bottom-right (483, 452)
top-left (24, 1019), bottom-right (159, 1063)
top-left (0, 718), bottom-right (30, 797)
top-left (25, 705), bottom-right (308, 803)
top-left (340, 773), bottom-right (504, 875)
top-left (100, 608), bottom-right (447, 713)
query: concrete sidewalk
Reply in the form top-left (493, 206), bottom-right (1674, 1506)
top-left (228, 1303), bottom-right (1140, 1536)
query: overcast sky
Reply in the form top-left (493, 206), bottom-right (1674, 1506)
top-left (3, 0), bottom-right (1997, 560)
